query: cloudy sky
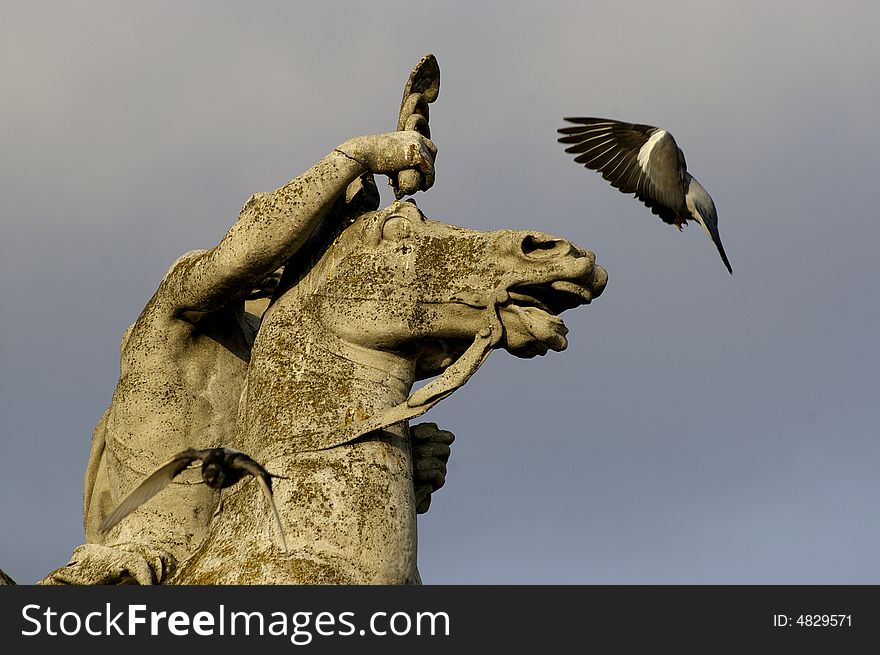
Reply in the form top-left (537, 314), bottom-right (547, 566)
top-left (2, 1), bottom-right (878, 584)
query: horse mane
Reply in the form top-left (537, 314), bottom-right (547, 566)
top-left (269, 173), bottom-right (381, 307)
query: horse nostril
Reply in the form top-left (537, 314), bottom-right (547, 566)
top-left (520, 234), bottom-right (573, 259)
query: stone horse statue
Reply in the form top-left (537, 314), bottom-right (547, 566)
top-left (26, 54), bottom-right (606, 586)
top-left (169, 196), bottom-right (607, 584)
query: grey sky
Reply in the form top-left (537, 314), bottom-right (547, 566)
top-left (2, 1), bottom-right (878, 584)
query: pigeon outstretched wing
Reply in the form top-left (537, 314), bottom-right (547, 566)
top-left (99, 448), bottom-right (210, 534)
top-left (230, 455), bottom-right (289, 556)
top-left (557, 117), bottom-right (687, 225)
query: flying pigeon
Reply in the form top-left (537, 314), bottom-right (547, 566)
top-left (557, 117), bottom-right (732, 274)
top-left (99, 447), bottom-right (288, 555)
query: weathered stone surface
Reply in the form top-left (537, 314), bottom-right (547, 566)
top-left (0, 568), bottom-right (15, 585)
top-left (32, 55), bottom-right (607, 585)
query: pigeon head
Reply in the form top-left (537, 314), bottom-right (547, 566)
top-left (201, 459), bottom-right (227, 488)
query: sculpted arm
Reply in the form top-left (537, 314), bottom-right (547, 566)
top-left (162, 132), bottom-right (437, 317)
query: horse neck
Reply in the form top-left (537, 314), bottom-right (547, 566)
top-left (307, 325), bottom-right (417, 418)
top-left (238, 293), bottom-right (418, 456)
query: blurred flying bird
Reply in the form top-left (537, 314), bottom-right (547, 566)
top-left (99, 447), bottom-right (288, 555)
top-left (558, 117), bottom-right (732, 274)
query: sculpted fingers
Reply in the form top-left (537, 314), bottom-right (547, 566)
top-left (411, 421), bottom-right (454, 445)
top-left (415, 461), bottom-right (446, 489)
top-left (412, 422), bottom-right (452, 491)
top-left (397, 132), bottom-right (436, 196)
top-left (414, 484), bottom-right (433, 514)
top-left (411, 422), bottom-right (452, 514)
top-left (410, 421), bottom-right (438, 440)
top-left (413, 460), bottom-right (445, 515)
top-left (418, 136), bottom-right (437, 190)
top-left (337, 133), bottom-right (436, 196)
top-left (414, 442), bottom-right (451, 461)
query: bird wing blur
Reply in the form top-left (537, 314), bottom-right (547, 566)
top-left (558, 117), bottom-right (732, 274)
top-left (228, 454), bottom-right (289, 556)
top-left (99, 447), bottom-right (289, 556)
top-left (98, 448), bottom-right (208, 534)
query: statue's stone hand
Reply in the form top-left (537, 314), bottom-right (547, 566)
top-left (337, 132), bottom-right (437, 191)
top-left (411, 422), bottom-right (454, 514)
top-left (37, 542), bottom-right (176, 586)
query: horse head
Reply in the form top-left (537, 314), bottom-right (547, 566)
top-left (290, 198), bottom-right (607, 378)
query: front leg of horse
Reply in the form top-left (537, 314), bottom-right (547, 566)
top-left (170, 431), bottom-right (417, 584)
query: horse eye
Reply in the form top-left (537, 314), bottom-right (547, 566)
top-left (381, 215), bottom-right (412, 242)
